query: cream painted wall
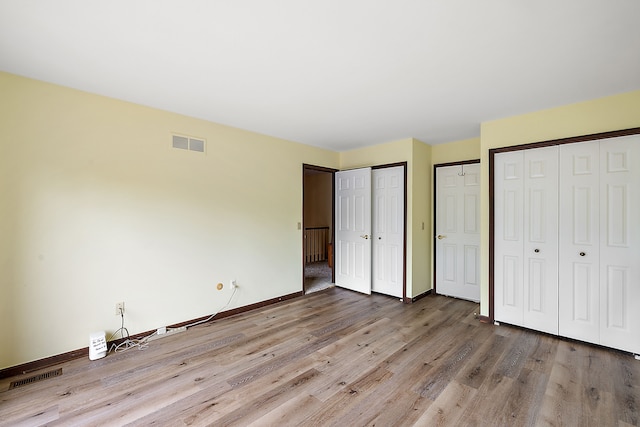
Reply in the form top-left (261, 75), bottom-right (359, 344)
top-left (0, 72), bottom-right (339, 369)
top-left (431, 137), bottom-right (480, 165)
top-left (339, 138), bottom-right (433, 298)
top-left (411, 139), bottom-right (432, 296)
top-left (478, 90), bottom-right (640, 316)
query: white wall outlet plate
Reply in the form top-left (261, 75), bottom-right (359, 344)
top-left (115, 302), bottom-right (124, 316)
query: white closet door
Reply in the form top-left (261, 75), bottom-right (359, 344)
top-left (335, 168), bottom-right (372, 295)
top-left (523, 147), bottom-right (558, 335)
top-left (494, 151), bottom-right (524, 326)
top-left (495, 135), bottom-right (639, 353)
top-left (372, 166), bottom-right (404, 298)
top-left (435, 164), bottom-right (481, 302)
top-left (598, 135), bottom-right (640, 354)
top-left (559, 141), bottom-right (600, 345)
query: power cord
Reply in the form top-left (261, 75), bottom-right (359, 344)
top-left (183, 284), bottom-right (238, 329)
top-left (107, 307), bottom-right (153, 353)
top-left (108, 307), bottom-right (129, 341)
top-left (107, 284), bottom-right (238, 353)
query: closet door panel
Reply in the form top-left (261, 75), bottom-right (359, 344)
top-left (372, 166), bottom-right (404, 298)
top-left (598, 135), bottom-right (640, 354)
top-left (559, 142), bottom-right (600, 345)
top-left (523, 147), bottom-right (558, 335)
top-left (494, 151), bottom-right (524, 326)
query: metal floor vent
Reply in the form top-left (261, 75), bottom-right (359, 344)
top-left (9, 368), bottom-right (62, 390)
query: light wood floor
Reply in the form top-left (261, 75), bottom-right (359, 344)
top-left (1, 288), bottom-right (639, 426)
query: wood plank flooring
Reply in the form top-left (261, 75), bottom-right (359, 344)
top-left (1, 287), bottom-right (639, 426)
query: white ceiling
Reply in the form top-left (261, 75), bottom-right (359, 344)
top-left (1, 1), bottom-right (639, 151)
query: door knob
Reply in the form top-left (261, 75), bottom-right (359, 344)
top-left (360, 234), bottom-right (369, 240)
top-left (437, 235), bottom-right (446, 240)
top-left (579, 252), bottom-right (586, 256)
top-left (378, 237), bottom-right (382, 240)
top-left (534, 249), bottom-right (540, 253)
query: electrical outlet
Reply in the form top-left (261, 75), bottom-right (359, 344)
top-left (115, 302), bottom-right (124, 316)
top-left (230, 279), bottom-right (237, 288)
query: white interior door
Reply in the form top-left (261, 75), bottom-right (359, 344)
top-left (559, 141), bottom-right (600, 345)
top-left (522, 147), bottom-right (558, 335)
top-left (335, 168), bottom-right (372, 295)
top-left (435, 163), bottom-right (481, 302)
top-left (372, 166), bottom-right (404, 298)
top-left (495, 148), bottom-right (559, 333)
top-left (494, 152), bottom-right (524, 325)
top-left (597, 135), bottom-right (640, 354)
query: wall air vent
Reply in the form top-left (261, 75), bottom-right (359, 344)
top-left (172, 134), bottom-right (206, 153)
top-left (189, 138), bottom-right (205, 152)
top-left (172, 135), bottom-right (189, 150)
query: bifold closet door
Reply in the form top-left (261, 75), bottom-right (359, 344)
top-left (560, 136), bottom-right (640, 354)
top-left (522, 147), bottom-right (558, 334)
top-left (496, 135), bottom-right (639, 353)
top-left (598, 136), bottom-right (640, 354)
top-left (371, 166), bottom-right (404, 298)
top-left (494, 151), bottom-right (524, 326)
top-left (558, 142), bottom-right (600, 345)
top-left (494, 146), bottom-right (558, 334)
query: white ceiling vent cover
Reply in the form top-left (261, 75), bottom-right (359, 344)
top-left (172, 134), bottom-right (206, 153)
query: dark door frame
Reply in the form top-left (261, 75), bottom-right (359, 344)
top-left (303, 164), bottom-right (337, 292)
top-left (303, 162), bottom-right (408, 302)
top-left (432, 159), bottom-right (480, 297)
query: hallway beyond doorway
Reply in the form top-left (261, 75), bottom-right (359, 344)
top-left (304, 261), bottom-right (333, 294)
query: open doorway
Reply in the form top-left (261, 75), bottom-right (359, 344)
top-left (303, 164), bottom-right (336, 294)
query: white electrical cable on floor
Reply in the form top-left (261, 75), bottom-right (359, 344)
top-left (107, 284), bottom-right (238, 353)
top-left (183, 284), bottom-right (238, 329)
top-left (107, 308), bottom-right (152, 353)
